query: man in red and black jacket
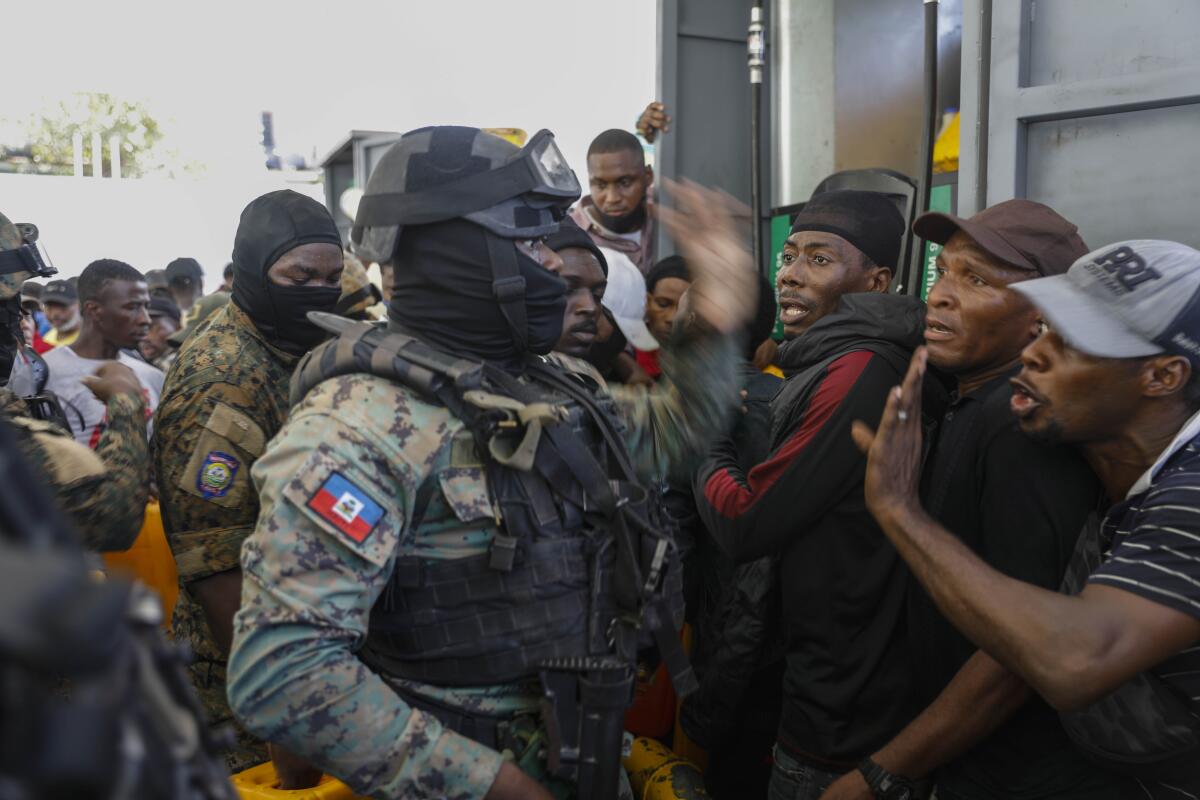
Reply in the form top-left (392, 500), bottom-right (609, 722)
top-left (695, 190), bottom-right (935, 799)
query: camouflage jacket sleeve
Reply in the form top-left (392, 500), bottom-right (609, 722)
top-left (156, 382), bottom-right (269, 584)
top-left (227, 380), bottom-right (504, 800)
top-left (564, 331), bottom-right (741, 485)
top-left (9, 392), bottom-right (148, 551)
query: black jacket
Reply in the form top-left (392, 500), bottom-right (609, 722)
top-left (694, 292), bottom-right (936, 767)
top-left (678, 364), bottom-right (784, 752)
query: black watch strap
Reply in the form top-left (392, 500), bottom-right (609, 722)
top-left (857, 757), bottom-right (914, 800)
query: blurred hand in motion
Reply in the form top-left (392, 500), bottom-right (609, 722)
top-left (658, 179), bottom-right (758, 335)
top-left (81, 361), bottom-right (142, 402)
top-left (637, 101), bottom-right (672, 143)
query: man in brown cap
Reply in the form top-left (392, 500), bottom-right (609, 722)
top-left (820, 200), bottom-right (1133, 800)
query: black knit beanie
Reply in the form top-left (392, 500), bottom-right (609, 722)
top-left (789, 190), bottom-right (905, 269)
top-left (543, 217), bottom-right (608, 275)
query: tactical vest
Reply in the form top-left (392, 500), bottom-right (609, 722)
top-left (291, 314), bottom-right (693, 693)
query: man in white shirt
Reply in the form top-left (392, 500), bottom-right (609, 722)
top-left (45, 259), bottom-right (163, 447)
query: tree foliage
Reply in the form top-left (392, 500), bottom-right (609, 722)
top-left (14, 93), bottom-right (169, 177)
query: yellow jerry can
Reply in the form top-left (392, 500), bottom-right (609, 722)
top-left (232, 762), bottom-right (367, 800)
top-left (623, 736), bottom-right (710, 800)
top-left (102, 502), bottom-right (179, 626)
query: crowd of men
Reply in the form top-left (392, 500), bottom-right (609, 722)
top-left (0, 103), bottom-right (1197, 800)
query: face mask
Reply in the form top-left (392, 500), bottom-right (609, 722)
top-left (265, 284), bottom-right (342, 353)
top-left (230, 189), bottom-right (345, 356)
top-left (521, 255), bottom-right (567, 355)
top-left (389, 219), bottom-right (566, 367)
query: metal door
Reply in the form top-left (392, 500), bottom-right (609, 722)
top-left (656, 0), bottom-right (771, 262)
top-left (959, 0), bottom-right (1200, 248)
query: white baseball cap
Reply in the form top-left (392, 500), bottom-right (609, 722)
top-left (1012, 240), bottom-right (1200, 367)
top-left (598, 247), bottom-right (659, 352)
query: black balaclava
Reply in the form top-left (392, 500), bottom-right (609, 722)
top-left (231, 190), bottom-right (343, 355)
top-left (388, 218), bottom-right (566, 369)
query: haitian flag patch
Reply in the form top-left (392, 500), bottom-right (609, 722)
top-left (197, 451), bottom-right (239, 499)
top-left (307, 472), bottom-right (385, 544)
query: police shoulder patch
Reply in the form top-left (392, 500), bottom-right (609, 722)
top-left (197, 450), bottom-right (239, 499)
top-left (307, 472), bottom-right (385, 544)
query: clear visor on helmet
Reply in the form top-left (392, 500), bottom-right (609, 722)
top-left (523, 130), bottom-right (580, 200)
top-left (0, 223), bottom-right (57, 279)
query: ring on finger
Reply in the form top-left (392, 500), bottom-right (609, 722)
top-left (897, 410), bottom-right (909, 422)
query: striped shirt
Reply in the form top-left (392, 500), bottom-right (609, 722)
top-left (1089, 433), bottom-right (1200, 706)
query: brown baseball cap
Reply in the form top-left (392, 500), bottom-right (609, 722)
top-left (913, 198), bottom-right (1089, 276)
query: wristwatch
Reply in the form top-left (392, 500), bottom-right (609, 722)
top-left (857, 757), bottom-right (915, 800)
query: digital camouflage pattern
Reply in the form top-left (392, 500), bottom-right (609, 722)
top-left (154, 301), bottom-right (299, 772)
top-left (1, 387), bottom-right (149, 551)
top-left (227, 332), bottom-right (739, 799)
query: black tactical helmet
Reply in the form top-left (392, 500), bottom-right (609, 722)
top-left (0, 213), bottom-right (56, 300)
top-left (351, 126), bottom-right (581, 264)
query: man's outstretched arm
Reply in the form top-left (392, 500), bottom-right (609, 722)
top-left (853, 348), bottom-right (1200, 711)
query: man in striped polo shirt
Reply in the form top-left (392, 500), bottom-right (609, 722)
top-left (854, 240), bottom-right (1200, 796)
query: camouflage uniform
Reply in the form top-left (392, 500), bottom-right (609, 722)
top-left (0, 210), bottom-right (149, 552)
top-left (227, 332), bottom-right (738, 799)
top-left (155, 301), bottom-right (298, 772)
top-left (0, 387), bottom-right (148, 551)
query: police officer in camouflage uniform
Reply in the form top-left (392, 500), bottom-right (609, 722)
top-left (155, 189), bottom-right (344, 775)
top-left (226, 127), bottom-right (757, 800)
top-left (0, 211), bottom-right (150, 551)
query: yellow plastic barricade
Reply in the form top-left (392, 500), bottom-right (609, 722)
top-left (102, 502), bottom-right (179, 625)
top-left (232, 762), bottom-right (367, 800)
top-left (623, 737), bottom-right (710, 800)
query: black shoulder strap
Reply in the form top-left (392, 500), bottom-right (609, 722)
top-left (486, 237), bottom-right (528, 354)
top-left (524, 359), bottom-right (639, 485)
top-left (290, 315), bottom-right (484, 408)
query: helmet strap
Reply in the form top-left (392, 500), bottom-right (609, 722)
top-left (486, 234), bottom-right (528, 353)
top-left (0, 248), bottom-right (34, 277)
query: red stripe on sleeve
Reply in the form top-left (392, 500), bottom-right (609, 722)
top-left (703, 350), bottom-right (874, 519)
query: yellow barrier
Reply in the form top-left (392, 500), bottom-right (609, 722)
top-left (102, 502), bottom-right (179, 625)
top-left (481, 127), bottom-right (528, 147)
top-left (232, 763), bottom-right (367, 800)
top-left (623, 737), bottom-right (710, 800)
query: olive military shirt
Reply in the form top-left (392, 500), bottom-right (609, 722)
top-left (154, 301), bottom-right (298, 770)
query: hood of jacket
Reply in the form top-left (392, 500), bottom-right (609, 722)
top-left (777, 292), bottom-right (926, 377)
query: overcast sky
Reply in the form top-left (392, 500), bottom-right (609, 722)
top-left (2, 0), bottom-right (657, 279)
top-left (8, 0), bottom-right (657, 174)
